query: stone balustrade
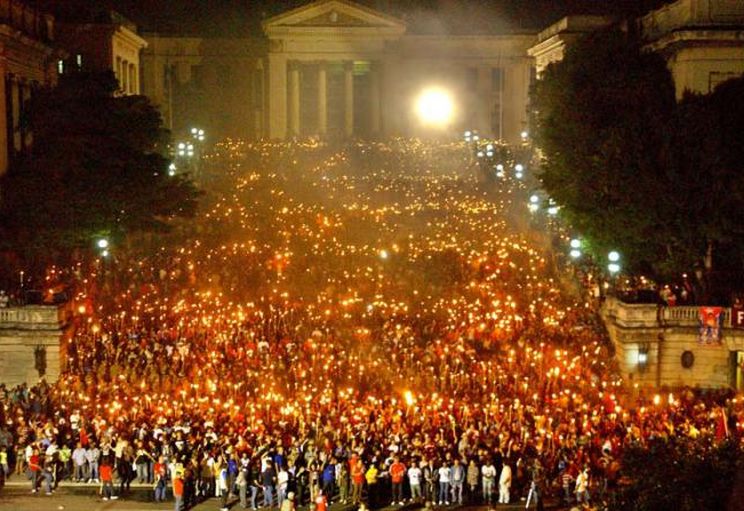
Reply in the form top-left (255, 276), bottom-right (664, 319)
top-left (601, 297), bottom-right (744, 389)
top-left (640, 0), bottom-right (744, 41)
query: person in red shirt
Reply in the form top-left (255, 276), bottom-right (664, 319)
top-left (154, 456), bottom-right (167, 502)
top-left (174, 469), bottom-right (185, 511)
top-left (351, 459), bottom-right (365, 504)
top-left (315, 488), bottom-right (328, 511)
top-left (28, 448), bottom-right (41, 493)
top-left (389, 456), bottom-right (407, 505)
top-left (100, 460), bottom-right (117, 501)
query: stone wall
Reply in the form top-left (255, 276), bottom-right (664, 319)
top-left (0, 305), bottom-right (67, 387)
top-left (602, 297), bottom-right (744, 389)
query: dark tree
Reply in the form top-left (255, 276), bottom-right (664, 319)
top-left (532, 29), bottom-right (678, 276)
top-left (611, 438), bottom-right (742, 511)
top-left (0, 71), bottom-right (200, 267)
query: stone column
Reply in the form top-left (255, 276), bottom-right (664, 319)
top-left (0, 60), bottom-right (8, 176)
top-left (288, 62), bottom-right (301, 137)
top-left (369, 62), bottom-right (381, 136)
top-left (477, 66), bottom-right (492, 137)
top-left (317, 61), bottom-right (327, 137)
top-left (381, 54), bottom-right (402, 136)
top-left (11, 78), bottom-right (20, 153)
top-left (344, 61), bottom-right (354, 138)
top-left (267, 53), bottom-right (288, 139)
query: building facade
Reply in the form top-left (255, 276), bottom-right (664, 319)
top-left (602, 297), bottom-right (744, 389)
top-left (54, 11), bottom-right (147, 95)
top-left (141, 35), bottom-right (265, 139)
top-left (0, 0), bottom-right (58, 176)
top-left (640, 0), bottom-right (744, 98)
top-left (142, 0), bottom-right (535, 144)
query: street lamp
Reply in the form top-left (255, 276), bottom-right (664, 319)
top-left (191, 127), bottom-right (205, 142)
top-left (168, 163), bottom-right (177, 176)
top-left (415, 87), bottom-right (454, 127)
top-left (177, 142), bottom-right (194, 158)
top-left (96, 238), bottom-right (109, 250)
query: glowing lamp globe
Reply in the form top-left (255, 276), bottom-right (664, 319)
top-left (416, 88), bottom-right (454, 126)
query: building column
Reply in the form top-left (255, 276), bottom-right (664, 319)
top-left (0, 60), bottom-right (8, 176)
top-left (344, 61), bottom-right (354, 138)
top-left (288, 62), bottom-right (301, 137)
top-left (11, 78), bottom-right (20, 153)
top-left (267, 53), bottom-right (288, 139)
top-left (317, 61), bottom-right (327, 137)
top-left (381, 55), bottom-right (402, 136)
top-left (477, 66), bottom-right (492, 138)
top-left (369, 62), bottom-right (381, 136)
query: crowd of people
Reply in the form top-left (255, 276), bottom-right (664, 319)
top-left (0, 140), bottom-right (741, 511)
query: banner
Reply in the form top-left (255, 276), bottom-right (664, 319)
top-left (699, 307), bottom-right (723, 345)
top-left (733, 306), bottom-right (744, 329)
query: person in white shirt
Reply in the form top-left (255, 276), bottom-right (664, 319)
top-left (481, 461), bottom-right (497, 504)
top-left (408, 464), bottom-right (423, 502)
top-left (575, 467), bottom-right (590, 504)
top-left (437, 463), bottom-right (451, 505)
top-left (498, 461), bottom-right (512, 504)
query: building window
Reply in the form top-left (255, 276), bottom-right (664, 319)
top-left (57, 60), bottom-right (64, 75)
top-left (76, 54), bottom-right (83, 69)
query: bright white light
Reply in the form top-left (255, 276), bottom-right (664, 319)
top-left (570, 249), bottom-right (581, 258)
top-left (101, 250), bottom-right (109, 258)
top-left (97, 239), bottom-right (109, 249)
top-left (608, 262), bottom-right (621, 274)
top-left (496, 171), bottom-right (505, 178)
top-left (472, 135), bottom-right (480, 141)
top-left (464, 131), bottom-right (472, 138)
top-left (570, 238), bottom-right (581, 249)
top-left (191, 128), bottom-right (198, 135)
top-left (486, 151), bottom-right (494, 157)
top-left (529, 194), bottom-right (540, 204)
top-left (477, 151), bottom-right (484, 158)
top-left (415, 87), bottom-right (454, 126)
top-left (638, 352), bottom-right (648, 364)
top-left (515, 172), bottom-right (524, 180)
top-left (547, 205), bottom-right (558, 215)
top-left (379, 249), bottom-right (389, 260)
top-left (608, 251), bottom-right (620, 262)
top-left (486, 144), bottom-right (494, 151)
top-left (515, 164), bottom-right (524, 172)
top-left (177, 142), bottom-right (185, 150)
top-left (528, 203), bottom-right (539, 212)
top-left (521, 131), bottom-right (529, 139)
top-left (496, 164), bottom-right (504, 171)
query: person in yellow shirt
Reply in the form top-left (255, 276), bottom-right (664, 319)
top-left (365, 463), bottom-right (379, 509)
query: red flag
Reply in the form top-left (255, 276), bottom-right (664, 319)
top-left (715, 407), bottom-right (729, 441)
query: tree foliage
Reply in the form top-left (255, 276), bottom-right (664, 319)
top-left (611, 438), bottom-right (742, 511)
top-left (532, 28), bottom-right (744, 279)
top-left (0, 71), bottom-right (200, 264)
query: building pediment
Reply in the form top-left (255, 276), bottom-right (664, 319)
top-left (263, 0), bottom-right (406, 37)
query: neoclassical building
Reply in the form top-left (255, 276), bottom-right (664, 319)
top-left (140, 0), bottom-right (744, 143)
top-left (142, 0), bottom-right (535, 143)
top-left (0, 0), bottom-right (58, 176)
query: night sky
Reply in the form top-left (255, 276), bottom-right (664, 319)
top-left (34, 0), bottom-right (671, 35)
